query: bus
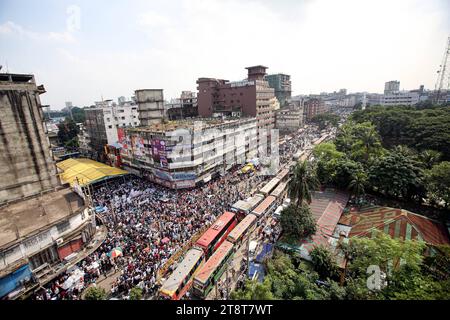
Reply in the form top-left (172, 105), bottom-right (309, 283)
top-left (276, 168), bottom-right (290, 182)
top-left (227, 213), bottom-right (257, 245)
top-left (231, 194), bottom-right (264, 219)
top-left (192, 240), bottom-right (235, 299)
top-left (196, 212), bottom-right (237, 259)
top-left (270, 181), bottom-right (288, 199)
top-left (252, 196), bottom-right (277, 219)
top-left (159, 247), bottom-right (205, 300)
top-left (259, 177), bottom-right (281, 196)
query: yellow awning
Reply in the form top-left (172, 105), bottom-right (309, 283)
top-left (56, 158), bottom-right (129, 187)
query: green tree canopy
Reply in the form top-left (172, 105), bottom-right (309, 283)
top-left (280, 204), bottom-right (317, 242)
top-left (83, 286), bottom-right (107, 300)
top-left (288, 160), bottom-right (320, 207)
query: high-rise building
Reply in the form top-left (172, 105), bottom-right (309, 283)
top-left (303, 98), bottom-right (328, 121)
top-left (382, 91), bottom-right (420, 106)
top-left (0, 73), bottom-right (60, 204)
top-left (384, 80), bottom-right (400, 95)
top-left (166, 91), bottom-right (199, 120)
top-left (265, 73), bottom-right (292, 107)
top-left (197, 66), bottom-right (277, 131)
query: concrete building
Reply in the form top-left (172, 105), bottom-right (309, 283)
top-left (275, 99), bottom-right (304, 133)
top-left (0, 73), bottom-right (60, 204)
top-left (119, 118), bottom-right (258, 189)
top-left (382, 91), bottom-right (420, 106)
top-left (303, 98), bottom-right (328, 121)
top-left (166, 91), bottom-right (199, 120)
top-left (0, 73), bottom-right (103, 300)
top-left (84, 99), bottom-right (140, 160)
top-left (196, 66), bottom-right (277, 132)
top-left (265, 73), bottom-right (292, 107)
top-left (384, 80), bottom-right (400, 95)
top-left (135, 89), bottom-right (165, 126)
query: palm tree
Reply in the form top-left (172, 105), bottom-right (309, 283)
top-left (357, 126), bottom-right (381, 162)
top-left (418, 149), bottom-right (442, 169)
top-left (288, 160), bottom-right (320, 208)
top-left (348, 171), bottom-right (367, 207)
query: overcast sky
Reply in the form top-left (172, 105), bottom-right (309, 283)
top-left (1, 0), bottom-right (449, 109)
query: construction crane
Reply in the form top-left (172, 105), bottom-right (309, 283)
top-left (434, 36), bottom-right (450, 104)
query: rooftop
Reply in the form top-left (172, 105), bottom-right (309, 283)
top-left (338, 206), bottom-right (450, 246)
top-left (127, 117), bottom-right (255, 133)
top-left (0, 188), bottom-right (84, 249)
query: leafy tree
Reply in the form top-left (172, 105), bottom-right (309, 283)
top-left (70, 106), bottom-right (86, 123)
top-left (368, 148), bottom-right (425, 202)
top-left (288, 160), bottom-right (320, 207)
top-left (426, 161), bottom-right (450, 209)
top-left (350, 122), bottom-right (383, 163)
top-left (347, 170), bottom-right (367, 200)
top-left (310, 245), bottom-right (338, 279)
top-left (83, 286), bottom-right (107, 300)
top-left (231, 278), bottom-right (275, 300)
top-left (280, 204), bottom-right (317, 241)
top-left (129, 287), bottom-right (143, 300)
top-left (57, 118), bottom-right (79, 146)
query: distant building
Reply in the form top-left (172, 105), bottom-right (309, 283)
top-left (119, 118), bottom-right (258, 189)
top-left (382, 91), bottom-right (420, 106)
top-left (275, 100), bottom-right (304, 133)
top-left (166, 91), bottom-right (199, 120)
top-left (265, 73), bottom-right (292, 107)
top-left (84, 99), bottom-right (140, 161)
top-left (196, 66), bottom-right (277, 132)
top-left (384, 80), bottom-right (400, 95)
top-left (303, 98), bottom-right (328, 121)
top-left (0, 73), bottom-right (60, 204)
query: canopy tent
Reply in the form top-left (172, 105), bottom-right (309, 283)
top-left (56, 158), bottom-right (129, 187)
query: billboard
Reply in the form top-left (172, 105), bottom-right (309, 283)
top-left (118, 128), bottom-right (131, 158)
top-left (152, 139), bottom-right (168, 168)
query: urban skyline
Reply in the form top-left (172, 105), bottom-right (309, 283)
top-left (1, 0), bottom-right (449, 109)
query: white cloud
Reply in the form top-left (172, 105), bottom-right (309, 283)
top-left (138, 11), bottom-right (171, 27)
top-left (0, 21), bottom-right (76, 44)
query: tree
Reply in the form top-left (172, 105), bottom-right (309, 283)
top-left (70, 107), bottom-right (86, 123)
top-left (231, 279), bottom-right (275, 300)
top-left (347, 170), bottom-right (367, 201)
top-left (311, 113), bottom-right (340, 130)
top-left (288, 160), bottom-right (320, 207)
top-left (351, 122), bottom-right (383, 163)
top-left (426, 161), bottom-right (450, 208)
top-left (129, 287), bottom-right (143, 300)
top-left (280, 204), bottom-right (316, 242)
top-left (418, 149), bottom-right (442, 169)
top-left (83, 286), bottom-right (107, 300)
top-left (57, 118), bottom-right (79, 146)
top-left (310, 245), bottom-right (338, 280)
top-left (368, 148), bottom-right (425, 202)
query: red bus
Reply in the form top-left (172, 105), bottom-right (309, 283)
top-left (196, 211), bottom-right (237, 259)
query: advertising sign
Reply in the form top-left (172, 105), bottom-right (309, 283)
top-left (152, 139), bottom-right (168, 168)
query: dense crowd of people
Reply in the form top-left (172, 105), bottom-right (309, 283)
top-left (32, 165), bottom-right (270, 300)
top-left (32, 122), bottom-right (331, 301)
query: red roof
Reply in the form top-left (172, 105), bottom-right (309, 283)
top-left (196, 212), bottom-right (235, 248)
top-left (338, 207), bottom-right (450, 246)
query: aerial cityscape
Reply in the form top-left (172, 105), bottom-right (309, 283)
top-left (0, 0), bottom-right (450, 307)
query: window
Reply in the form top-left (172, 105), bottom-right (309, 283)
top-left (57, 220), bottom-right (70, 233)
top-left (108, 125), bottom-right (112, 129)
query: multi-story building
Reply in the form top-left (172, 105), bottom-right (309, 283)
top-left (384, 80), bottom-right (400, 95)
top-left (119, 117), bottom-right (258, 189)
top-left (303, 98), bottom-right (328, 121)
top-left (382, 91), bottom-right (420, 106)
top-left (0, 73), bottom-right (101, 300)
top-left (196, 66), bottom-right (277, 132)
top-left (275, 99), bottom-right (304, 133)
top-left (265, 73), bottom-right (292, 107)
top-left (135, 89), bottom-right (165, 126)
top-left (166, 91), bottom-right (199, 120)
top-left (0, 73), bottom-right (60, 204)
top-left (84, 99), bottom-right (140, 161)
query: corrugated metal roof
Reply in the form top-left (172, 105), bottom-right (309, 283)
top-left (339, 207), bottom-right (450, 246)
top-left (56, 158), bottom-right (129, 187)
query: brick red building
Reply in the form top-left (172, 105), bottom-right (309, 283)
top-left (196, 66), bottom-right (277, 131)
top-left (304, 98), bottom-right (328, 121)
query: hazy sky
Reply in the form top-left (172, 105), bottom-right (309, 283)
top-left (1, 0), bottom-right (449, 109)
